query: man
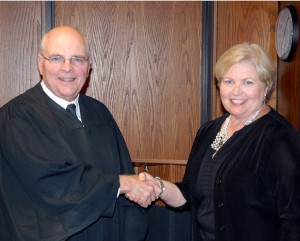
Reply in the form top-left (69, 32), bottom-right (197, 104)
top-left (0, 26), bottom-right (160, 241)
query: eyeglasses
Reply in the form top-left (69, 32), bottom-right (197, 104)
top-left (41, 55), bottom-right (89, 66)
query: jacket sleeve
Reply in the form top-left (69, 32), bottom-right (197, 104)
top-left (174, 119), bottom-right (218, 210)
top-left (267, 125), bottom-right (300, 241)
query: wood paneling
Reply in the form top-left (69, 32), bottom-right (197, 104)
top-left (0, 2), bottom-right (45, 107)
top-left (2, 2), bottom-right (296, 208)
top-left (277, 1), bottom-right (300, 131)
top-left (55, 2), bottom-right (202, 182)
top-left (214, 1), bottom-right (278, 118)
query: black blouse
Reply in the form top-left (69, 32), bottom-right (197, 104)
top-left (194, 145), bottom-right (224, 240)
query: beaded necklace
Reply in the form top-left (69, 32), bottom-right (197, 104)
top-left (211, 108), bottom-right (261, 157)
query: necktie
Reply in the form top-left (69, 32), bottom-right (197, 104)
top-left (66, 104), bottom-right (77, 117)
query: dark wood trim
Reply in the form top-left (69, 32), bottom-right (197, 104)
top-left (45, 1), bottom-right (55, 32)
top-left (201, 1), bottom-right (214, 124)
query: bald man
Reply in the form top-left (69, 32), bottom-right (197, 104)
top-left (0, 26), bottom-right (160, 241)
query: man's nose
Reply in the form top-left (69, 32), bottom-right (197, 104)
top-left (60, 59), bottom-right (74, 70)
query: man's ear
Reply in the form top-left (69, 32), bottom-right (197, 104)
top-left (37, 54), bottom-right (44, 76)
top-left (87, 58), bottom-right (92, 77)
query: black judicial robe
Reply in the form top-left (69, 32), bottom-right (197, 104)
top-left (0, 84), bottom-right (148, 241)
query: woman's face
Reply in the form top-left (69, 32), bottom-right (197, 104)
top-left (220, 61), bottom-right (267, 121)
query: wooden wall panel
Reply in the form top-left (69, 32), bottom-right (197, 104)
top-left (0, 2), bottom-right (45, 107)
top-left (55, 2), bottom-right (202, 183)
top-left (214, 2), bottom-right (278, 118)
top-left (277, 1), bottom-right (300, 131)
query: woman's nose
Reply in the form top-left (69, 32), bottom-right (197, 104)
top-left (232, 84), bottom-right (242, 94)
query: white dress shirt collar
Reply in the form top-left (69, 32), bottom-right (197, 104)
top-left (40, 80), bottom-right (81, 121)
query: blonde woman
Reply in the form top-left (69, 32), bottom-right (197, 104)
top-left (142, 43), bottom-right (300, 241)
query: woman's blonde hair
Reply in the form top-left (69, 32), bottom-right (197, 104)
top-left (214, 43), bottom-right (276, 102)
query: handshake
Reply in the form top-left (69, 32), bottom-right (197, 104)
top-left (119, 172), bottom-right (164, 208)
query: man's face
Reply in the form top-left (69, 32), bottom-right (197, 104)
top-left (38, 27), bottom-right (91, 102)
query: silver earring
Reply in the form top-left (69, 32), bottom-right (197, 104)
top-left (263, 93), bottom-right (267, 105)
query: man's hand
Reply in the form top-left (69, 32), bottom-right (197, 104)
top-left (119, 174), bottom-right (161, 208)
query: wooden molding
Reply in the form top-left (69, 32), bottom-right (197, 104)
top-left (132, 158), bottom-right (187, 166)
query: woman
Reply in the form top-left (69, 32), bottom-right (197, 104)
top-left (143, 43), bottom-right (300, 241)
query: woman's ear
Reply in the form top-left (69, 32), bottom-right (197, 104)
top-left (263, 87), bottom-right (268, 104)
